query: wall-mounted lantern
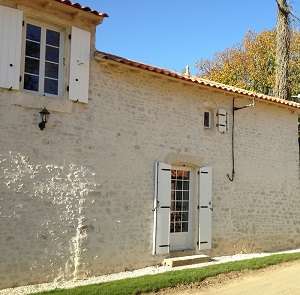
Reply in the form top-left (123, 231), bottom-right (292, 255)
top-left (39, 108), bottom-right (50, 131)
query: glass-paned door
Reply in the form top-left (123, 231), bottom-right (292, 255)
top-left (170, 167), bottom-right (193, 251)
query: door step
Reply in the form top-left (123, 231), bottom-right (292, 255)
top-left (163, 254), bottom-right (211, 267)
top-left (169, 250), bottom-right (196, 258)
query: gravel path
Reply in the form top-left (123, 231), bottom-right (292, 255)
top-left (155, 260), bottom-right (300, 295)
top-left (1, 248), bottom-right (300, 295)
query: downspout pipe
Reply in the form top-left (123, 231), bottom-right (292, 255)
top-left (227, 98), bottom-right (235, 182)
top-left (227, 98), bottom-right (256, 182)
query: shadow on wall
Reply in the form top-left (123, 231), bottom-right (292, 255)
top-left (0, 152), bottom-right (99, 281)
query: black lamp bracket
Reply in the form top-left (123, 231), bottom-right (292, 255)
top-left (234, 98), bottom-right (256, 111)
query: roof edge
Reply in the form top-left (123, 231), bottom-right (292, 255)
top-left (95, 51), bottom-right (300, 111)
top-left (54, 0), bottom-right (108, 18)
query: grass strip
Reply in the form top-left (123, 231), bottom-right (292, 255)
top-left (34, 252), bottom-right (300, 295)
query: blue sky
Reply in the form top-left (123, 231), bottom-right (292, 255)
top-left (79, 0), bottom-right (300, 73)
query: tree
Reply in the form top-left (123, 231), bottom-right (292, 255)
top-left (196, 30), bottom-right (300, 98)
top-left (274, 0), bottom-right (291, 100)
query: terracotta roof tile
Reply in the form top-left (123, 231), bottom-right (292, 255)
top-left (54, 0), bottom-right (108, 17)
top-left (97, 51), bottom-right (300, 111)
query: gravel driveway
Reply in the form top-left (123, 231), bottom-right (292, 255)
top-left (155, 261), bottom-right (300, 295)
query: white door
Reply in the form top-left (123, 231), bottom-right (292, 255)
top-left (169, 167), bottom-right (193, 251)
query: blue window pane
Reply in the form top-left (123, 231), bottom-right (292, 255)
top-left (45, 62), bottom-right (59, 79)
top-left (26, 24), bottom-right (41, 42)
top-left (44, 78), bottom-right (58, 95)
top-left (46, 30), bottom-right (60, 47)
top-left (25, 41), bottom-right (40, 58)
top-left (25, 57), bottom-right (40, 75)
top-left (46, 46), bottom-right (59, 63)
top-left (24, 74), bottom-right (39, 91)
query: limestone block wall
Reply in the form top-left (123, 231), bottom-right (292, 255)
top-left (0, 58), bottom-right (299, 289)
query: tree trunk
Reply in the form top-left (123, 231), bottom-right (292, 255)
top-left (274, 0), bottom-right (291, 100)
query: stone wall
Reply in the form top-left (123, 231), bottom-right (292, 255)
top-left (1, 57), bottom-right (299, 289)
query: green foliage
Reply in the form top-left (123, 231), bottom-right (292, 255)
top-left (197, 30), bottom-right (300, 96)
top-left (34, 252), bottom-right (300, 295)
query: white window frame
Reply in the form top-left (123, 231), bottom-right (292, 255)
top-left (21, 19), bottom-right (65, 97)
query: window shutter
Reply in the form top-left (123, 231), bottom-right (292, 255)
top-left (69, 26), bottom-right (91, 103)
top-left (198, 167), bottom-right (213, 250)
top-left (152, 161), bottom-right (171, 255)
top-left (217, 109), bottom-right (228, 133)
top-left (0, 5), bottom-right (23, 90)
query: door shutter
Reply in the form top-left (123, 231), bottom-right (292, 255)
top-left (0, 5), bottom-right (23, 90)
top-left (69, 26), bottom-right (91, 103)
top-left (198, 167), bottom-right (213, 250)
top-left (152, 162), bottom-right (171, 255)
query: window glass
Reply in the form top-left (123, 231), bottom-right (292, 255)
top-left (45, 62), bottom-right (59, 79)
top-left (204, 111), bottom-right (211, 128)
top-left (182, 201), bottom-right (189, 211)
top-left (46, 30), bottom-right (60, 47)
top-left (25, 41), bottom-right (40, 58)
top-left (23, 24), bottom-right (61, 96)
top-left (46, 46), bottom-right (59, 63)
top-left (24, 24), bottom-right (41, 92)
top-left (26, 24), bottom-right (41, 42)
top-left (44, 29), bottom-right (60, 95)
top-left (24, 74), bottom-right (39, 91)
top-left (182, 222), bottom-right (188, 232)
top-left (183, 191), bottom-right (189, 200)
top-left (44, 78), bottom-right (58, 95)
top-left (25, 58), bottom-right (40, 75)
top-left (170, 169), bottom-right (191, 233)
top-left (183, 181), bottom-right (189, 190)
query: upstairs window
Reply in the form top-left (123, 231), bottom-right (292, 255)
top-left (23, 23), bottom-right (63, 96)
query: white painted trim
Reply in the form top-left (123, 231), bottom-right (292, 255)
top-left (21, 19), bottom-right (65, 97)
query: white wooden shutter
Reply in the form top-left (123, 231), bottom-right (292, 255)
top-left (217, 109), bottom-right (228, 133)
top-left (152, 161), bottom-right (171, 255)
top-left (198, 167), bottom-right (213, 250)
top-left (69, 26), bottom-right (91, 103)
top-left (0, 5), bottom-right (23, 90)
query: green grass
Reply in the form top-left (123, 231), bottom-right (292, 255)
top-left (34, 252), bottom-right (300, 295)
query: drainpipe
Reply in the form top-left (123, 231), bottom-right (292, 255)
top-left (227, 98), bottom-right (255, 182)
